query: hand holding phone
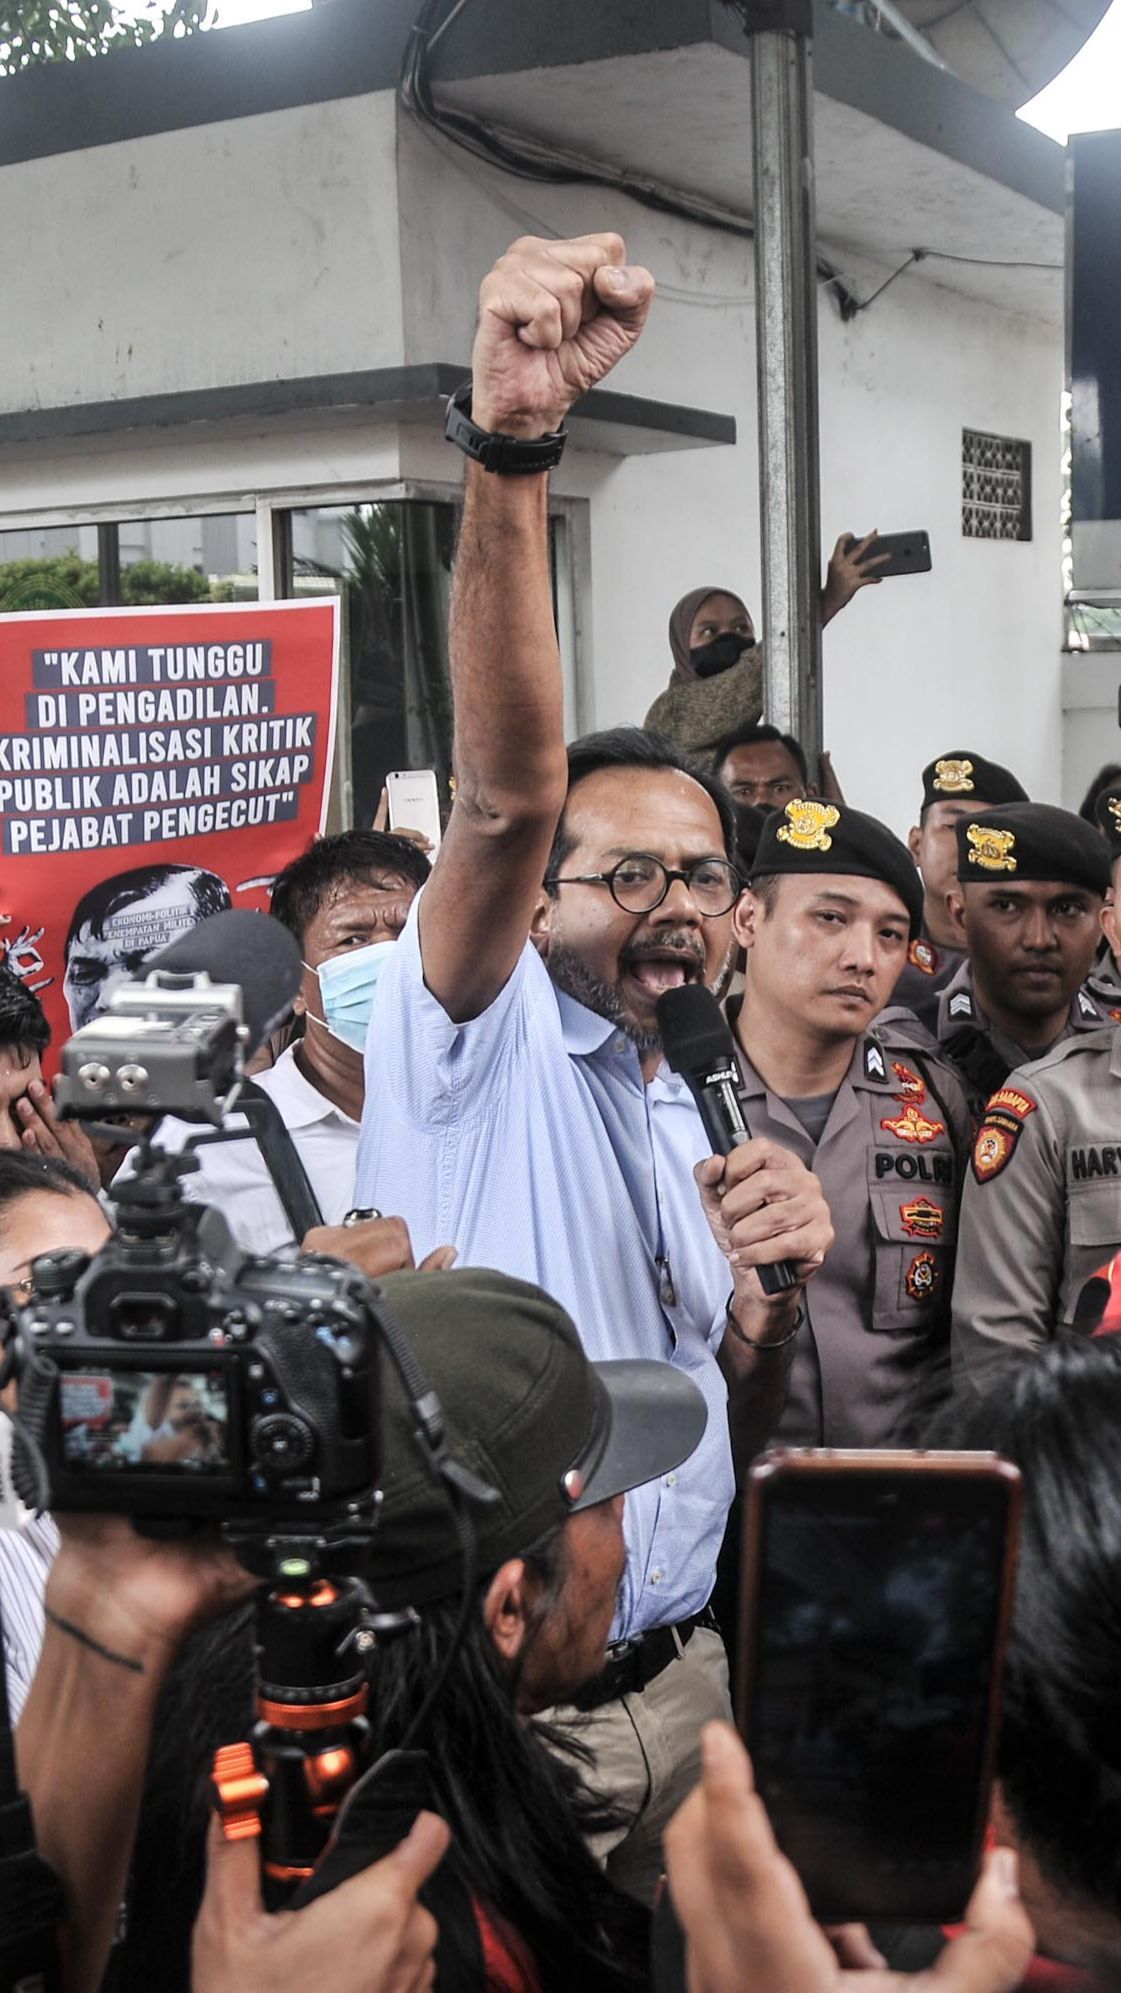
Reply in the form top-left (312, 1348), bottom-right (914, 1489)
top-left (847, 529), bottom-right (932, 578)
top-left (737, 1449), bottom-right (1021, 1925)
top-left (384, 770), bottom-right (442, 855)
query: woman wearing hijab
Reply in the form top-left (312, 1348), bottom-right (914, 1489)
top-left (644, 531), bottom-right (884, 763)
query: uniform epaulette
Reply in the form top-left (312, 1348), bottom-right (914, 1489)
top-left (1008, 1021), bottom-right (1120, 1082)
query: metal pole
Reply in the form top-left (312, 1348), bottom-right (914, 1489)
top-left (749, 16), bottom-right (823, 760)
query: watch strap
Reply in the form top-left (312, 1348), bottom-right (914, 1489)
top-left (444, 380), bottom-right (566, 474)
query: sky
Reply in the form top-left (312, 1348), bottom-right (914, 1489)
top-left (1018, 0), bottom-right (1121, 143)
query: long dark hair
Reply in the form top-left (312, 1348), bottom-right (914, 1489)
top-left (115, 1529), bottom-right (646, 1992)
top-left (364, 1527), bottom-right (647, 1990)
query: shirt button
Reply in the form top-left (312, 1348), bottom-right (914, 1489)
top-left (651, 1568), bottom-right (663, 1584)
top-left (665, 1472), bottom-right (677, 1487)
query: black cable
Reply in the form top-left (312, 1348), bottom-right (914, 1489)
top-left (399, 0), bottom-right (863, 319)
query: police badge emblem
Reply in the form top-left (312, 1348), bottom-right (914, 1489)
top-left (933, 759), bottom-right (974, 794)
top-left (966, 824), bottom-right (1017, 873)
top-left (879, 1104), bottom-right (945, 1145)
top-left (905, 1250), bottom-right (940, 1302)
top-left (776, 798), bottom-right (841, 853)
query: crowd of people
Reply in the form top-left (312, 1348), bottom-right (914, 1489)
top-left (2, 227), bottom-right (1121, 1991)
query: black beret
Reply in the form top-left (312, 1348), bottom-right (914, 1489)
top-left (955, 803), bottom-right (1110, 894)
top-left (733, 802), bottom-right (770, 875)
top-left (921, 752), bottom-right (1028, 811)
top-left (1094, 787), bottom-right (1121, 861)
top-left (750, 799), bottom-right (924, 939)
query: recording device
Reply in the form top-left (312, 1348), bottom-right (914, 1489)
top-left (2, 910), bottom-right (387, 1553)
top-left (849, 529), bottom-right (932, 578)
top-left (656, 986), bottom-right (799, 1297)
top-left (0, 910), bottom-right (497, 1902)
top-left (55, 908), bottom-right (301, 1126)
top-left (386, 768), bottom-right (442, 853)
top-left (737, 1450), bottom-right (1021, 1923)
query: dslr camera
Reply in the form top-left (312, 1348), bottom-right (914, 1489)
top-left (1, 936), bottom-right (382, 1547)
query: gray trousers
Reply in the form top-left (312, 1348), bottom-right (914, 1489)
top-left (539, 1625), bottom-right (732, 1907)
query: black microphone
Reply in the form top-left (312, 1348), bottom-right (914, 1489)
top-left (147, 909), bottom-right (302, 1057)
top-left (656, 985), bottom-right (799, 1298)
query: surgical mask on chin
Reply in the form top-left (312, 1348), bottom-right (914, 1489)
top-left (303, 939), bottom-right (396, 1055)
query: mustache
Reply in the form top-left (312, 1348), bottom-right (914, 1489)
top-left (620, 932), bottom-right (706, 969)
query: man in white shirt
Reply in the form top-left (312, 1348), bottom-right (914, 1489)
top-left (124, 831), bottom-right (452, 1277)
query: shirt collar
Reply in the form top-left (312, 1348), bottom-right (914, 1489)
top-left (556, 985), bottom-right (624, 1058)
top-left (257, 1045), bottom-right (360, 1131)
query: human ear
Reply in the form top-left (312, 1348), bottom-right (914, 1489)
top-left (530, 893), bottom-right (553, 958)
top-left (481, 1557), bottom-right (532, 1664)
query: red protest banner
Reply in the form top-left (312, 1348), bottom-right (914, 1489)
top-left (0, 598), bottom-right (339, 1059)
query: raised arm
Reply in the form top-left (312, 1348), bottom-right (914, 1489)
top-left (418, 233), bottom-right (654, 1022)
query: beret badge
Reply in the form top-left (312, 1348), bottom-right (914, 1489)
top-left (933, 758), bottom-right (975, 794)
top-left (966, 824), bottom-right (1017, 873)
top-left (776, 799), bottom-right (840, 854)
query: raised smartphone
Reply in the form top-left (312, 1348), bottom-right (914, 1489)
top-left (385, 768), bottom-right (442, 854)
top-left (737, 1449), bottom-right (1021, 1924)
top-left (851, 529), bottom-right (932, 577)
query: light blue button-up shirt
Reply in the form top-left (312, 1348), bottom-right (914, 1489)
top-left (356, 898), bottom-right (735, 1642)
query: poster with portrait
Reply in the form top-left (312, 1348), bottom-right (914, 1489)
top-left (0, 598), bottom-right (339, 1061)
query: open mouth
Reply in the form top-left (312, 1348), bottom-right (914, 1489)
top-left (624, 952), bottom-right (702, 998)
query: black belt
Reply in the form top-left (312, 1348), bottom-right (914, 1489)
top-left (570, 1606), bottom-right (719, 1713)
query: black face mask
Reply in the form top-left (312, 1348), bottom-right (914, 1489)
top-left (690, 631), bottom-right (756, 678)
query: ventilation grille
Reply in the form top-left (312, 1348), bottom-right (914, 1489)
top-left (962, 428), bottom-right (1032, 541)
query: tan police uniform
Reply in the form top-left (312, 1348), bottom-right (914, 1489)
top-left (730, 1017), bottom-right (971, 1447)
top-left (892, 934), bottom-right (966, 1018)
top-left (933, 959), bottom-right (1113, 1122)
top-left (952, 1024), bottom-right (1121, 1391)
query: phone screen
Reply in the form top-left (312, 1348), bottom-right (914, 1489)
top-left (740, 1459), bottom-right (1018, 1922)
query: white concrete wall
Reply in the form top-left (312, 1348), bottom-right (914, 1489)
top-left (0, 95), bottom-right (1067, 845)
top-left (0, 93), bottom-right (404, 412)
top-left (397, 117), bottom-right (1065, 840)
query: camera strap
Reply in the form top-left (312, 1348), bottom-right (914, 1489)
top-left (238, 1083), bottom-right (325, 1243)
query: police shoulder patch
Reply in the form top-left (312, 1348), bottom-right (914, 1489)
top-left (948, 989), bottom-right (974, 1020)
top-left (908, 938), bottom-right (938, 975)
top-left (971, 1096), bottom-right (1035, 1185)
top-left (864, 1041), bottom-right (887, 1081)
top-left (1078, 989), bottom-right (1102, 1020)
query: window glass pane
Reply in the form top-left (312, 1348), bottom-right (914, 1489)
top-left (0, 523), bottom-right (101, 611)
top-left (118, 513), bottom-right (258, 604)
top-left (288, 501), bottom-right (455, 830)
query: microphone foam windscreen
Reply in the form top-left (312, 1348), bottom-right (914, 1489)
top-left (656, 984), bottom-right (734, 1076)
top-left (146, 909), bottom-right (302, 1055)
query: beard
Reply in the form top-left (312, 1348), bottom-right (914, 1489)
top-left (546, 941), bottom-right (664, 1053)
top-left (547, 933), bottom-right (734, 1053)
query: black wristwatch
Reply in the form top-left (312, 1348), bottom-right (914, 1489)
top-left (444, 380), bottom-right (567, 474)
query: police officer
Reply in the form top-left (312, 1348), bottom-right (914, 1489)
top-left (894, 750), bottom-right (1029, 1016)
top-left (1088, 784), bottom-right (1121, 1006)
top-left (933, 802), bottom-right (1111, 1118)
top-left (951, 1022), bottom-right (1121, 1391)
top-left (731, 797), bottom-right (971, 1446)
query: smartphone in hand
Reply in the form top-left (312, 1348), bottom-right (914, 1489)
top-left (737, 1449), bottom-right (1020, 1924)
top-left (851, 530), bottom-right (932, 577)
top-left (385, 769), bottom-right (442, 854)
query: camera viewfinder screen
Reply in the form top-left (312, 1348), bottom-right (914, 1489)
top-left (59, 1368), bottom-right (229, 1474)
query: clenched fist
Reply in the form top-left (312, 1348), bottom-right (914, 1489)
top-left (471, 231), bottom-right (655, 439)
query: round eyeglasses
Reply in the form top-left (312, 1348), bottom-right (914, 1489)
top-left (545, 853), bottom-right (741, 918)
